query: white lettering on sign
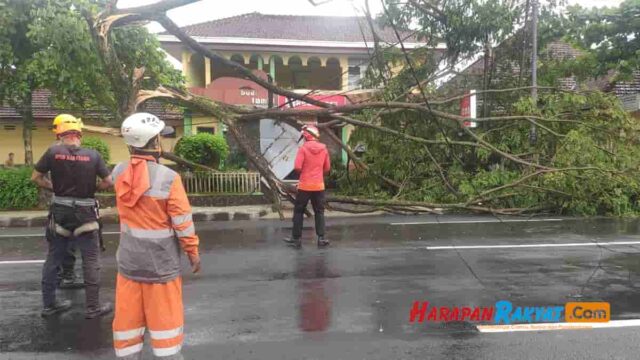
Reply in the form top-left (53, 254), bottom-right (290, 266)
top-left (288, 100), bottom-right (339, 108)
top-left (240, 88), bottom-right (256, 97)
top-left (253, 98), bottom-right (268, 105)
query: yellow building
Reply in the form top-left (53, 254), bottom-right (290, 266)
top-left (0, 90), bottom-right (183, 165)
top-left (2, 14), bottom-right (436, 166)
top-left (160, 12), bottom-right (431, 93)
top-left (159, 12), bottom-right (434, 164)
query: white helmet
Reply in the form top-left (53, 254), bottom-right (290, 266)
top-left (121, 112), bottom-right (172, 148)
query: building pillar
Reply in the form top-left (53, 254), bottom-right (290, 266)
top-left (341, 124), bottom-right (355, 165)
top-left (269, 56), bottom-right (276, 80)
top-left (205, 57), bottom-right (211, 86)
top-left (341, 127), bottom-right (348, 165)
top-left (257, 56), bottom-right (264, 71)
top-left (340, 57), bottom-right (349, 91)
top-left (181, 51), bottom-right (192, 87)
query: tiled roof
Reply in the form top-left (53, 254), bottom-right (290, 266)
top-left (167, 12), bottom-right (419, 43)
top-left (0, 90), bottom-right (59, 119)
top-left (444, 39), bottom-right (640, 96)
top-left (608, 71), bottom-right (640, 96)
top-left (140, 100), bottom-right (183, 121)
top-left (0, 89), bottom-right (183, 121)
top-left (544, 41), bottom-right (583, 60)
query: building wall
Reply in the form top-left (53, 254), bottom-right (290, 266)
top-left (183, 52), bottom-right (206, 88)
top-left (191, 116), bottom-right (220, 134)
top-left (178, 48), bottom-right (373, 166)
top-left (183, 50), bottom-right (356, 91)
top-left (1, 120), bottom-right (182, 166)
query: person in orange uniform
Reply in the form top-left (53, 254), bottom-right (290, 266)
top-left (111, 113), bottom-right (200, 360)
top-left (283, 124), bottom-right (331, 248)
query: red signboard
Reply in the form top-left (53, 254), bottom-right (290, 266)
top-left (460, 93), bottom-right (470, 118)
top-left (277, 94), bottom-right (348, 109)
top-left (459, 90), bottom-right (477, 128)
top-left (189, 70), bottom-right (269, 108)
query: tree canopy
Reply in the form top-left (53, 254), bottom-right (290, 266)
top-left (26, 0), bottom-right (182, 115)
top-left (563, 0), bottom-right (640, 80)
top-left (0, 0), bottom-right (181, 163)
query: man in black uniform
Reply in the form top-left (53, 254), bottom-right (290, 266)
top-left (32, 117), bottom-right (113, 318)
top-left (51, 114), bottom-right (84, 289)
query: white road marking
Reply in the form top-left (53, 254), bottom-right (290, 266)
top-left (0, 260), bottom-right (45, 265)
top-left (392, 219), bottom-right (564, 225)
top-left (427, 241), bottom-right (640, 251)
top-left (0, 231), bottom-right (120, 238)
top-left (477, 319), bottom-right (640, 333)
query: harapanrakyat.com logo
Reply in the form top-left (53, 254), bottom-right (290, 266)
top-left (409, 300), bottom-right (610, 326)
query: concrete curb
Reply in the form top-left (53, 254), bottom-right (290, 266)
top-left (0, 206), bottom-right (388, 229)
top-left (0, 205), bottom-right (274, 228)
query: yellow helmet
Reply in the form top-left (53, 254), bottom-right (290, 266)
top-left (53, 114), bottom-right (82, 134)
top-left (53, 114), bottom-right (83, 136)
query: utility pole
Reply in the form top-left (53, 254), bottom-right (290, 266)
top-left (529, 0), bottom-right (538, 148)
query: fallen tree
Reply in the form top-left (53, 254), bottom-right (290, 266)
top-left (79, 0), bottom-right (640, 217)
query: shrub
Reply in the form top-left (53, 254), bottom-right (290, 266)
top-left (175, 133), bottom-right (230, 169)
top-left (0, 167), bottom-right (39, 210)
top-left (82, 136), bottom-right (111, 164)
top-left (223, 151), bottom-right (248, 171)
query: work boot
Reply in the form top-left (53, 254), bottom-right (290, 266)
top-left (283, 237), bottom-right (302, 249)
top-left (59, 275), bottom-right (85, 289)
top-left (317, 236), bottom-right (330, 248)
top-left (41, 300), bottom-right (72, 318)
top-left (85, 302), bottom-right (113, 319)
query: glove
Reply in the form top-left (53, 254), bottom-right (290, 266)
top-left (188, 253), bottom-right (201, 274)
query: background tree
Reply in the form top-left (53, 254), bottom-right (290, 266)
top-left (30, 1), bottom-right (182, 121)
top-left (563, 0), bottom-right (640, 81)
top-left (332, 0), bottom-right (640, 215)
top-left (0, 0), bottom-right (47, 164)
top-left (0, 0), bottom-right (182, 164)
top-left (377, 0), bottom-right (525, 104)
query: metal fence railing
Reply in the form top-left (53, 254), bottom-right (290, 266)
top-left (180, 171), bottom-right (262, 194)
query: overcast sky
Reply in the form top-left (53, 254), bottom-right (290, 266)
top-left (118, 0), bottom-right (625, 33)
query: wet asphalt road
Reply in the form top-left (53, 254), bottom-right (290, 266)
top-left (3, 215), bottom-right (640, 359)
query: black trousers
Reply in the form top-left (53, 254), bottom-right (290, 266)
top-left (46, 214), bottom-right (78, 281)
top-left (292, 190), bottom-right (325, 239)
top-left (42, 230), bottom-right (101, 312)
top-left (60, 245), bottom-right (77, 280)
top-left (58, 237), bottom-right (77, 281)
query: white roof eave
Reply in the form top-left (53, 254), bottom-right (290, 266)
top-left (157, 34), bottom-right (445, 50)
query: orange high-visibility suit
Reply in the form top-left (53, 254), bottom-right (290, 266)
top-left (111, 155), bottom-right (199, 359)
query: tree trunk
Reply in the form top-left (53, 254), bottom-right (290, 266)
top-left (223, 119), bottom-right (289, 219)
top-left (482, 39), bottom-right (491, 118)
top-left (20, 90), bottom-right (34, 165)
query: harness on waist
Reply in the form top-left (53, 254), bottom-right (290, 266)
top-left (49, 196), bottom-right (99, 237)
top-left (53, 196), bottom-right (96, 207)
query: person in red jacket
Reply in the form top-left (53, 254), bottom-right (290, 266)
top-left (284, 125), bottom-right (330, 248)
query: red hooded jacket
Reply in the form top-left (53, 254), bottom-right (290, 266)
top-left (294, 140), bottom-right (330, 191)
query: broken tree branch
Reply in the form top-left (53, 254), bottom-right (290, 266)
top-left (322, 127), bottom-right (401, 189)
top-left (151, 14), bottom-right (335, 109)
top-left (113, 0), bottom-right (198, 16)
